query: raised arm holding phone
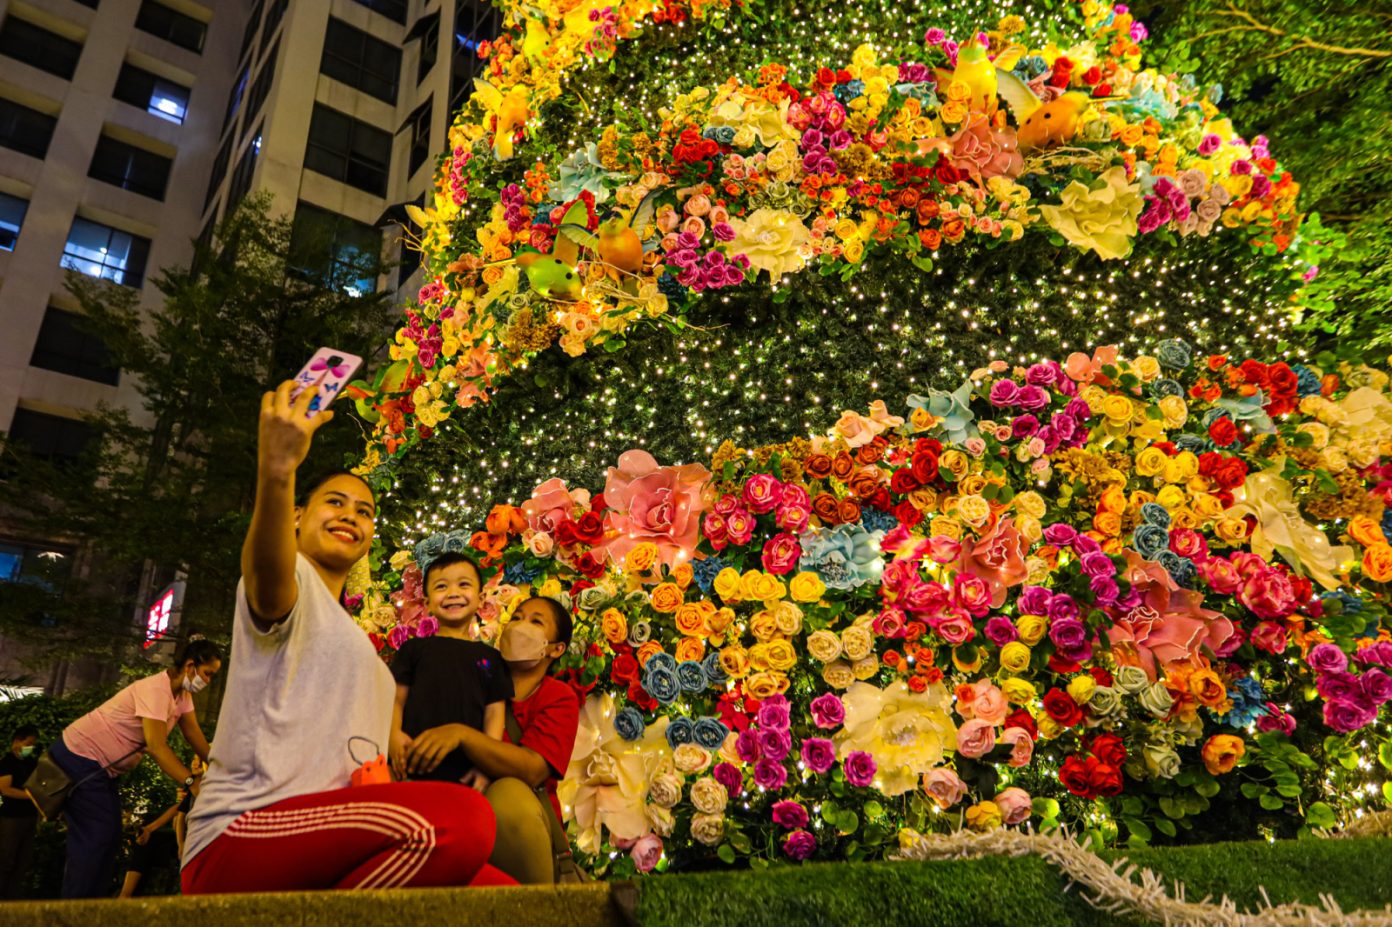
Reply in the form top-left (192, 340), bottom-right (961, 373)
top-left (180, 371), bottom-right (511, 894)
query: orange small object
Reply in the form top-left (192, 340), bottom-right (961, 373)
top-left (351, 754), bottom-right (391, 788)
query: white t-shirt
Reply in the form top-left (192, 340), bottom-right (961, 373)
top-left (183, 553), bottom-right (394, 866)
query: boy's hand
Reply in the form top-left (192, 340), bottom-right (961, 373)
top-left (258, 381), bottom-right (333, 482)
top-left (389, 730), bottom-right (413, 781)
top-left (406, 724), bottom-right (466, 776)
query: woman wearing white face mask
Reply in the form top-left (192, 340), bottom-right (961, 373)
top-left (50, 635), bottom-right (220, 897)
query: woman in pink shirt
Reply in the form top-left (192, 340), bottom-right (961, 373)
top-left (51, 636), bottom-right (220, 897)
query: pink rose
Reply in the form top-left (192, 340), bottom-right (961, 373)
top-left (955, 719), bottom-right (997, 759)
top-left (999, 727), bottom-right (1034, 767)
top-left (953, 573), bottom-right (993, 618)
top-left (599, 450), bottom-right (711, 569)
top-left (761, 532), bottom-right (802, 575)
top-left (1249, 620), bottom-right (1288, 655)
top-left (726, 509), bottom-right (756, 546)
top-left (994, 787), bottom-right (1032, 825)
top-left (967, 681), bottom-right (1009, 725)
top-left (933, 610), bottom-right (976, 645)
top-left (523, 478), bottom-right (577, 535)
top-left (703, 513), bottom-right (729, 549)
top-left (834, 410), bottom-right (880, 448)
top-left (743, 474), bottom-right (785, 514)
top-left (928, 535), bottom-right (962, 564)
top-left (525, 530), bottom-right (555, 558)
top-left (714, 494), bottom-right (741, 516)
top-left (630, 834), bottom-right (664, 872)
top-left (945, 113), bottom-right (1024, 182)
top-left (873, 607), bottom-right (906, 638)
top-left (958, 518), bottom-right (1029, 608)
top-left (922, 767), bottom-right (967, 809)
top-left (1201, 556), bottom-right (1242, 594)
top-left (1239, 569), bottom-right (1296, 620)
top-left (684, 194), bottom-right (712, 217)
top-left (776, 503), bottom-right (811, 533)
top-left (964, 437), bottom-right (987, 458)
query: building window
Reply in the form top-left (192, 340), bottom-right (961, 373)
top-left (5, 409), bottom-right (95, 465)
top-left (349, 0), bottom-right (406, 25)
top-left (88, 135), bottom-right (172, 200)
top-left (321, 18), bottom-right (400, 104)
top-left (0, 541), bottom-right (73, 592)
top-left (239, 0), bottom-right (263, 61)
top-left (205, 132), bottom-right (233, 212)
top-left (0, 14), bottom-right (84, 81)
top-left (260, 0), bottom-right (287, 53)
top-left (61, 218), bottom-right (151, 288)
top-left (243, 40), bottom-right (278, 125)
top-left (29, 307), bottom-right (121, 385)
top-left (223, 62), bottom-right (249, 134)
top-left (0, 192), bottom-right (27, 251)
top-left (135, 0), bottom-right (206, 53)
top-left (289, 201), bottom-right (381, 297)
top-left (304, 104), bottom-right (391, 197)
top-left (226, 130), bottom-right (261, 210)
top-left (0, 97), bottom-right (57, 159)
top-left (113, 63), bottom-right (190, 125)
top-left (416, 15), bottom-right (438, 84)
top-left (408, 97), bottom-right (432, 176)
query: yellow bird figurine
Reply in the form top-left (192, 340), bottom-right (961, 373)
top-left (995, 69), bottom-right (1093, 150)
top-left (472, 79), bottom-right (529, 160)
top-left (934, 42), bottom-right (998, 116)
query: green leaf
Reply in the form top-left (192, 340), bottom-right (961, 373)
top-left (1259, 793), bottom-right (1285, 811)
top-left (729, 831), bottom-right (752, 854)
top-left (1240, 782), bottom-right (1268, 800)
top-left (1032, 797), bottom-right (1060, 820)
top-left (819, 801), bottom-right (840, 824)
top-left (1379, 741), bottom-right (1392, 773)
top-left (1383, 781), bottom-right (1392, 804)
top-left (1275, 783), bottom-right (1303, 799)
top-left (1154, 818), bottom-right (1177, 838)
top-left (1122, 817), bottom-right (1152, 842)
top-left (837, 811), bottom-right (861, 835)
top-left (750, 856), bottom-right (769, 871)
top-left (863, 800), bottom-right (884, 819)
top-left (602, 337), bottom-right (627, 353)
top-left (1194, 777), bottom-right (1221, 798)
top-left (1305, 801), bottom-right (1338, 829)
top-left (862, 823), bottom-right (888, 845)
top-left (1159, 796), bottom-right (1184, 819)
top-left (717, 843), bottom-right (736, 865)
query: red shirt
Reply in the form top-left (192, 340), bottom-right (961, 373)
top-left (506, 676), bottom-right (580, 822)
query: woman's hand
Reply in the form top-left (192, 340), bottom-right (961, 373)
top-left (258, 381), bottom-right (333, 482)
top-left (406, 724), bottom-right (466, 776)
top-left (136, 827), bottom-right (153, 846)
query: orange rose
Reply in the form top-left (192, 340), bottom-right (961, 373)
top-left (600, 608), bottom-right (628, 645)
top-left (485, 504), bottom-right (526, 535)
top-left (831, 453), bottom-right (856, 481)
top-left (1349, 516), bottom-right (1388, 550)
top-left (804, 454), bottom-right (833, 479)
top-left (637, 641), bottom-right (664, 666)
top-left (708, 607), bottom-right (736, 636)
top-left (1363, 543), bottom-right (1392, 583)
top-left (672, 562), bottom-right (695, 589)
top-left (1092, 511), bottom-right (1123, 537)
top-left (674, 602), bottom-right (710, 637)
top-left (1098, 485), bottom-right (1127, 515)
top-left (1201, 734), bottom-right (1245, 775)
top-left (650, 582), bottom-right (684, 613)
top-left (675, 637), bottom-right (706, 663)
top-left (1189, 669), bottom-right (1228, 708)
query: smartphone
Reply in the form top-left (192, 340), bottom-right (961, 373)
top-left (290, 347), bottom-right (364, 417)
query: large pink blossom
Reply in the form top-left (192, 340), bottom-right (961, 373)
top-left (1105, 551), bottom-right (1234, 680)
top-left (958, 517), bottom-right (1029, 608)
top-left (523, 477), bottom-right (578, 535)
top-left (599, 450), bottom-right (711, 568)
top-left (945, 114), bottom-right (1024, 184)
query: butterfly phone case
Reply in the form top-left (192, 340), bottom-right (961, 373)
top-left (290, 347), bottom-right (364, 417)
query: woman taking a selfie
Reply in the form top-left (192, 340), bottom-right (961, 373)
top-left (52, 636), bottom-right (220, 897)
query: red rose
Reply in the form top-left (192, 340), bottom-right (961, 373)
top-left (1004, 708), bottom-right (1037, 740)
top-left (1289, 574), bottom-right (1313, 604)
top-left (1090, 733), bottom-right (1127, 768)
top-left (894, 500), bottom-right (924, 528)
top-left (554, 519), bottom-right (580, 548)
top-left (816, 66), bottom-right (836, 86)
top-left (1043, 688), bottom-right (1084, 727)
top-left (1267, 363), bottom-right (1298, 396)
top-left (679, 128), bottom-right (702, 147)
top-left (591, 492), bottom-right (608, 512)
top-left (869, 487), bottom-right (894, 512)
top-left (1088, 666), bottom-right (1114, 688)
top-left (1238, 359), bottom-right (1269, 388)
top-left (611, 652), bottom-right (640, 685)
top-left (575, 551), bottom-right (606, 578)
top-left (1208, 416), bottom-right (1238, 448)
top-left (890, 469), bottom-right (921, 495)
top-left (907, 675), bottom-right (928, 693)
top-left (1082, 65), bottom-right (1102, 85)
top-left (627, 681), bottom-right (658, 712)
top-left (574, 511), bottom-right (605, 545)
top-left (1059, 755), bottom-right (1094, 797)
top-left (1210, 457), bottom-right (1249, 491)
top-left (1047, 654), bottom-right (1082, 676)
top-left (1088, 761), bottom-right (1124, 797)
top-left (911, 451), bottom-right (940, 484)
top-left (571, 579), bottom-right (596, 598)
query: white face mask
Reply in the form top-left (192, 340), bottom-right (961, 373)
top-left (183, 671), bottom-right (208, 695)
top-left (499, 622), bottom-right (555, 669)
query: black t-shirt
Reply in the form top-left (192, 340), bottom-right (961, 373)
top-left (392, 636), bottom-right (513, 782)
top-left (0, 752), bottom-right (38, 819)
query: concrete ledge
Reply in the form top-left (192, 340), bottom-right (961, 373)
top-left (0, 882), bottom-right (627, 927)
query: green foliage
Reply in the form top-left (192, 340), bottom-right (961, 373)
top-left (0, 194), bottom-right (396, 669)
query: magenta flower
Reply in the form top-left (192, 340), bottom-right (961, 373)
top-left (782, 829), bottom-right (817, 861)
top-left (800, 737), bottom-right (836, 774)
top-left (843, 750), bottom-right (877, 788)
top-left (754, 758), bottom-right (788, 790)
top-left (809, 693), bottom-right (845, 729)
top-left (771, 800), bottom-right (809, 830)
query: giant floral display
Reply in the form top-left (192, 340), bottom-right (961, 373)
top-left (357, 1), bottom-right (1312, 463)
top-left (350, 341), bottom-right (1392, 875)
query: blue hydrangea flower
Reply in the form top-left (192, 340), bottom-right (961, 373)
top-left (1133, 524), bottom-right (1170, 560)
top-left (503, 559), bottom-right (544, 586)
top-left (1215, 392), bottom-right (1275, 434)
top-left (833, 79), bottom-right (864, 103)
top-left (1383, 507), bottom-right (1392, 545)
top-left (1215, 676), bottom-right (1268, 727)
top-left (644, 664), bottom-right (680, 705)
top-left (701, 651), bottom-right (728, 688)
top-left (657, 272), bottom-right (687, 304)
top-left (702, 125), bottom-right (737, 145)
top-left (1321, 588), bottom-right (1363, 615)
top-left (692, 556), bottom-right (727, 595)
top-left (665, 716), bottom-right (695, 750)
top-left (1140, 502), bottom-right (1172, 530)
top-left (1155, 339), bottom-right (1193, 371)
top-left (1291, 364), bottom-right (1322, 398)
top-left (614, 707), bottom-right (645, 742)
top-left (1175, 434), bottom-right (1211, 454)
top-left (798, 523), bottom-right (885, 590)
top-left (1013, 55), bottom-right (1048, 79)
top-left (906, 380), bottom-right (977, 444)
top-left (859, 508), bottom-right (898, 534)
top-left (693, 718), bottom-right (730, 751)
top-left (1157, 550), bottom-right (1184, 577)
top-left (677, 660), bottom-right (707, 693)
top-left (1171, 557), bottom-right (1198, 589)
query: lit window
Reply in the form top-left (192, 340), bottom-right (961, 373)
top-left (61, 217), bottom-right (152, 288)
top-left (0, 191), bottom-right (27, 251)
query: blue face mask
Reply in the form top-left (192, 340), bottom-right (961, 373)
top-left (18, 746), bottom-right (35, 758)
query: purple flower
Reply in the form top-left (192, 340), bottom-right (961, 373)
top-left (756, 694), bottom-right (791, 730)
top-left (759, 728), bottom-right (793, 761)
top-left (782, 829), bottom-right (817, 861)
top-left (1049, 618), bottom-right (1090, 659)
top-left (387, 625), bottom-right (411, 650)
top-left (1089, 575), bottom-right (1120, 607)
top-left (712, 222), bottom-right (736, 242)
top-left (1308, 643), bottom-right (1349, 674)
top-left (985, 616), bottom-right (1019, 646)
top-left (754, 758), bottom-right (788, 790)
top-left (1230, 160), bottom-right (1253, 176)
top-left (1316, 671), bottom-right (1361, 702)
top-left (735, 728), bottom-right (762, 763)
top-left (988, 379), bottom-right (1021, 407)
top-left (1130, 21), bottom-right (1148, 41)
top-left (1361, 669), bottom-right (1392, 705)
top-left (1046, 593), bottom-right (1081, 622)
top-left (923, 27), bottom-right (945, 45)
top-left (713, 761), bottom-right (743, 796)
top-left (1024, 363), bottom-right (1056, 387)
top-left (1011, 415), bottom-right (1041, 439)
top-left (771, 800), bottom-right (809, 830)
top-left (1323, 697), bottom-right (1376, 734)
top-left (802, 128), bottom-right (824, 148)
top-left (1072, 534), bottom-right (1102, 556)
top-left (1079, 550), bottom-right (1116, 579)
top-left (843, 750), bottom-right (877, 788)
top-left (899, 62), bottom-right (929, 83)
top-left (1050, 413), bottom-right (1077, 443)
top-left (1017, 585), bottom-right (1052, 615)
top-left (1064, 397), bottom-right (1092, 421)
top-left (800, 737), bottom-right (836, 774)
top-left (1249, 175), bottom-right (1271, 198)
top-left (1198, 133), bottom-right (1222, 156)
top-left (1016, 385), bottom-right (1050, 410)
top-left (810, 692), bottom-right (846, 729)
top-left (1042, 524), bottom-right (1077, 548)
top-left (416, 615), bottom-right (439, 637)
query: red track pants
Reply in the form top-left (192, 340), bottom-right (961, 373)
top-left (182, 781), bottom-right (503, 894)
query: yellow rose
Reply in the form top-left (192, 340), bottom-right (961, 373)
top-left (940, 450), bottom-right (970, 479)
top-left (747, 643), bottom-right (771, 672)
top-left (675, 637), bottom-right (706, 663)
top-left (743, 571), bottom-right (786, 603)
top-left (727, 208), bottom-right (812, 279)
top-left (1133, 356), bottom-right (1161, 381)
top-left (601, 608), bottom-right (628, 645)
top-left (930, 516), bottom-right (963, 540)
top-left (1098, 485), bottom-right (1127, 515)
top-left (1297, 422), bottom-right (1330, 451)
top-left (955, 495), bottom-right (991, 527)
top-left (959, 474), bottom-right (988, 497)
top-left (1014, 491), bottom-right (1047, 520)
top-left (1172, 451), bottom-right (1200, 480)
top-left (1192, 494), bottom-right (1226, 520)
top-left (1134, 446), bottom-right (1169, 478)
top-left (1080, 385), bottom-right (1109, 414)
top-left (626, 542), bottom-right (659, 573)
top-left (806, 630), bottom-right (843, 663)
top-left (720, 646), bottom-right (751, 679)
top-left (1016, 615), bottom-right (1047, 646)
top-left (1170, 508), bottom-right (1199, 530)
top-left (766, 639), bottom-right (798, 672)
top-left (713, 568), bottom-right (743, 602)
top-left (746, 671), bottom-right (788, 699)
top-left (672, 563), bottom-right (694, 589)
top-left (650, 582), bottom-right (684, 613)
top-left (940, 100), bottom-right (968, 124)
top-left (1037, 715), bottom-right (1064, 740)
top-left (1215, 516), bottom-right (1250, 544)
top-left (773, 600), bottom-right (803, 636)
top-left (1156, 485), bottom-right (1188, 510)
top-left (538, 578), bottom-right (563, 599)
top-left (841, 625), bottom-right (875, 662)
top-left (1000, 677), bottom-right (1037, 704)
top-left (1016, 515), bottom-right (1043, 544)
top-left (675, 603), bottom-right (709, 637)
top-left (834, 218), bottom-right (858, 240)
top-left (843, 238), bottom-right (865, 264)
top-left (708, 607), bottom-right (736, 637)
top-left (822, 661), bottom-right (856, 689)
top-left (852, 654), bottom-right (880, 680)
top-left (749, 609), bottom-right (780, 642)
top-left (966, 800), bottom-right (1003, 831)
top-left (1102, 395), bottom-right (1133, 426)
top-left (1093, 511), bottom-right (1122, 537)
top-left (999, 642), bottom-right (1033, 674)
top-left (1067, 675), bottom-right (1097, 705)
top-left (1348, 516), bottom-right (1387, 549)
top-left (789, 572), bottom-right (826, 603)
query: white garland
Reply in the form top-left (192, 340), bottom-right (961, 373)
top-left (891, 828), bottom-right (1392, 926)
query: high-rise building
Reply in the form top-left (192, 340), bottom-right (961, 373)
top-left (0, 0), bottom-right (500, 693)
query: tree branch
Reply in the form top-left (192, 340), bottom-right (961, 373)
top-left (1207, 3), bottom-right (1392, 58)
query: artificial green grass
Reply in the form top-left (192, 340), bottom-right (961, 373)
top-left (634, 839), bottom-right (1392, 927)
